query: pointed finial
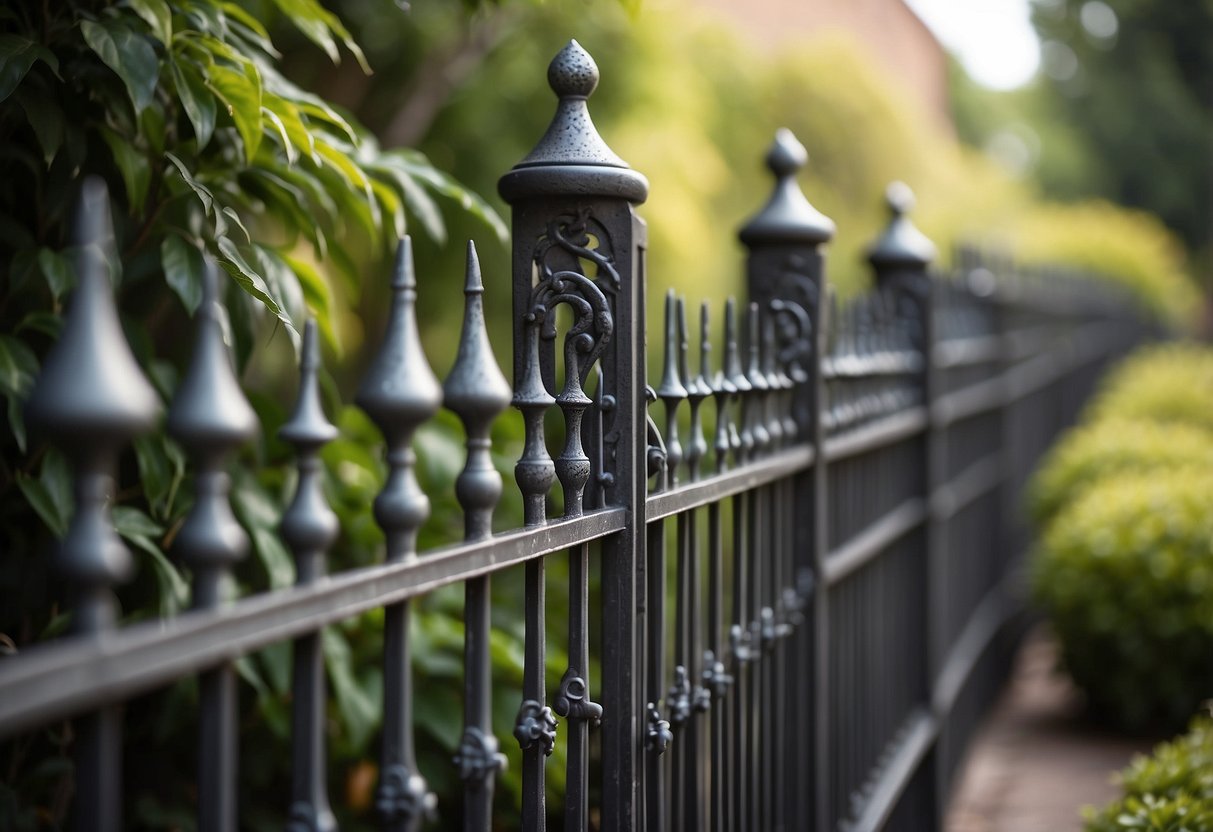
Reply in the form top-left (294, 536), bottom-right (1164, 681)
top-left (444, 241), bottom-right (512, 541)
top-left (167, 259), bottom-right (258, 449)
top-left (500, 42), bottom-right (648, 203)
top-left (26, 178), bottom-right (159, 446)
top-left (867, 181), bottom-right (937, 271)
top-left (280, 319), bottom-right (338, 449)
top-left (766, 127), bottom-right (808, 178)
top-left (548, 39), bottom-right (599, 99)
top-left (739, 129), bottom-right (835, 247)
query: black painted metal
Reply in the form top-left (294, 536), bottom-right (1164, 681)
top-left (169, 254), bottom-right (258, 832)
top-left (2, 43), bottom-right (1152, 832)
top-left (281, 319), bottom-right (340, 832)
top-left (445, 243), bottom-right (511, 831)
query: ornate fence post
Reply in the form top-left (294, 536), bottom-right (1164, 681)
top-left (25, 179), bottom-right (159, 832)
top-left (866, 181), bottom-right (939, 824)
top-left (738, 129), bottom-right (835, 831)
top-left (498, 40), bottom-right (649, 832)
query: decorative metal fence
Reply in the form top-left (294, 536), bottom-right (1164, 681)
top-left (0, 40), bottom-right (1147, 832)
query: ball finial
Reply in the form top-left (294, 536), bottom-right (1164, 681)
top-left (548, 39), bottom-right (599, 98)
top-left (885, 181), bottom-right (916, 217)
top-left (766, 128), bottom-right (808, 178)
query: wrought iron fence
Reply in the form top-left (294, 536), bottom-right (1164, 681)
top-left (0, 40), bottom-right (1147, 832)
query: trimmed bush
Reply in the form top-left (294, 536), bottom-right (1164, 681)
top-left (1085, 716), bottom-right (1213, 832)
top-left (1027, 418), bottom-right (1213, 528)
top-left (1084, 344), bottom-right (1213, 435)
top-left (1031, 470), bottom-right (1213, 730)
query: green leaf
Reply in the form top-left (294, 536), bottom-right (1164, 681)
top-left (0, 334), bottom-right (37, 396)
top-left (36, 248), bottom-right (73, 300)
top-left (216, 236), bottom-right (295, 333)
top-left (16, 311), bottom-right (63, 339)
top-left (380, 150), bottom-right (507, 243)
top-left (282, 252), bottom-right (339, 354)
top-left (251, 246), bottom-right (304, 351)
top-left (100, 126), bottom-right (151, 215)
top-left (169, 56), bottom-right (216, 149)
top-left (0, 34), bottom-right (60, 103)
top-left (208, 62), bottom-right (262, 162)
top-left (80, 19), bottom-right (159, 114)
top-left (15, 86), bottom-right (63, 166)
top-left (160, 234), bottom-right (205, 314)
top-left (128, 0), bottom-right (172, 44)
top-left (165, 151), bottom-right (214, 214)
top-left (323, 628), bottom-right (382, 751)
top-left (263, 93), bottom-right (315, 162)
top-left (269, 0), bottom-right (371, 74)
top-left (261, 106), bottom-right (297, 165)
top-left (16, 448), bottom-right (73, 537)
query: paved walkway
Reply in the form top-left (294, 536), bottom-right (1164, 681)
top-left (945, 629), bottom-right (1157, 832)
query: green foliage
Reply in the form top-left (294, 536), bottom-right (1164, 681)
top-left (1027, 418), bottom-right (1213, 528)
top-left (1029, 0), bottom-right (1213, 255)
top-left (1084, 343), bottom-right (1213, 434)
top-left (1031, 469), bottom-right (1213, 730)
top-left (0, 1), bottom-right (513, 829)
top-left (1085, 716), bottom-right (1213, 832)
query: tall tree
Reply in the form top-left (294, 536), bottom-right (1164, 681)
top-left (1030, 0), bottom-right (1213, 257)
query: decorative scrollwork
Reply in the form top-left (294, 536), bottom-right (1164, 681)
top-left (667, 665), bottom-right (692, 725)
top-left (553, 668), bottom-right (603, 728)
top-left (702, 650), bottom-right (734, 700)
top-left (514, 700), bottom-right (558, 756)
top-left (454, 726), bottom-right (508, 784)
top-left (646, 703), bottom-right (673, 754)
top-left (534, 207), bottom-right (621, 292)
top-left (375, 763), bottom-right (437, 826)
top-left (769, 254), bottom-right (819, 384)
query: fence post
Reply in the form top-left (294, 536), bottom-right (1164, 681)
top-left (498, 40), bottom-right (649, 832)
top-left (25, 179), bottom-right (159, 832)
top-left (865, 181), bottom-right (938, 824)
top-left (738, 129), bottom-right (835, 832)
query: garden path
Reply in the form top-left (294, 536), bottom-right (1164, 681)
top-left (945, 628), bottom-right (1157, 832)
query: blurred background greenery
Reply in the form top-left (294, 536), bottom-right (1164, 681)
top-left (1, 0), bottom-right (1208, 828)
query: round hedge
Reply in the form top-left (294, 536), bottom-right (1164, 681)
top-left (1027, 418), bottom-right (1213, 529)
top-left (1085, 717), bottom-right (1213, 832)
top-left (1032, 469), bottom-right (1213, 731)
top-left (1085, 343), bottom-right (1213, 434)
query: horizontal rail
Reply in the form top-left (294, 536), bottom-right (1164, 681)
top-left (645, 444), bottom-right (815, 521)
top-left (823, 407), bottom-right (928, 462)
top-left (933, 320), bottom-right (1122, 427)
top-left (0, 508), bottom-right (626, 736)
top-left (849, 709), bottom-right (938, 832)
top-left (824, 498), bottom-right (928, 586)
top-left (933, 335), bottom-right (1002, 369)
top-left (932, 570), bottom-right (1021, 717)
top-left (931, 453), bottom-right (1004, 521)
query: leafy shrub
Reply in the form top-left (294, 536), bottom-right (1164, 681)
top-left (1032, 470), bottom-right (1213, 730)
top-left (1084, 716), bottom-right (1213, 832)
top-left (1082, 343), bottom-right (1213, 434)
top-left (1027, 418), bottom-right (1213, 528)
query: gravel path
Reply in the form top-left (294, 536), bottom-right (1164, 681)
top-left (945, 629), bottom-right (1158, 832)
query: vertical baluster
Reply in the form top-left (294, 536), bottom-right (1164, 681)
top-left (551, 259), bottom-right (605, 832)
top-left (712, 301), bottom-right (738, 476)
top-left (656, 290), bottom-right (687, 488)
top-left (356, 238), bottom-right (441, 832)
top-left (280, 320), bottom-right (340, 832)
top-left (704, 301), bottom-right (734, 832)
top-left (168, 256), bottom-right (258, 832)
top-left (725, 299), bottom-right (752, 832)
top-left (444, 243), bottom-right (511, 831)
top-left (743, 303), bottom-right (766, 830)
top-left (25, 179), bottom-right (159, 832)
top-left (511, 266), bottom-right (558, 831)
